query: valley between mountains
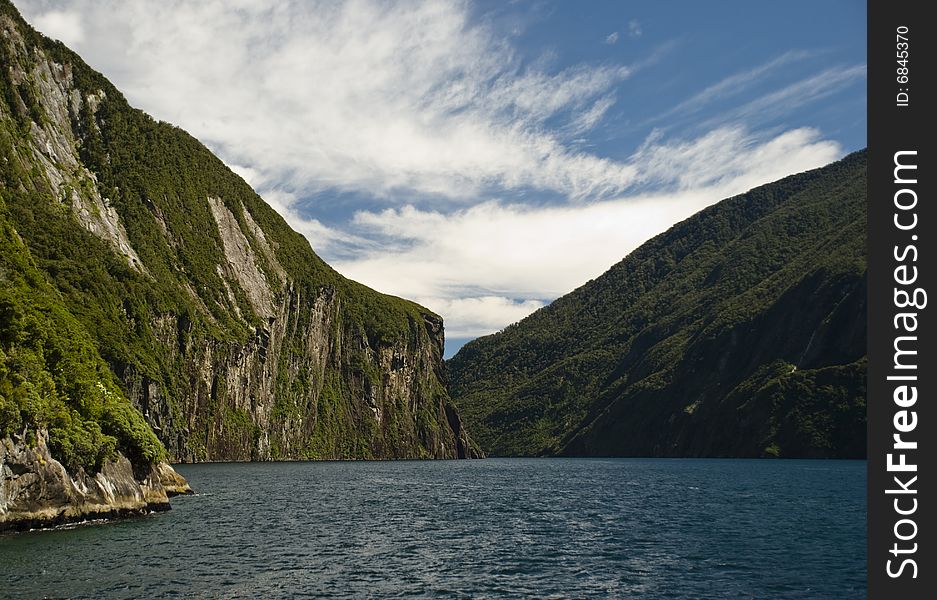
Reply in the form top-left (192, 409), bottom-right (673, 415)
top-left (1, 0), bottom-right (865, 533)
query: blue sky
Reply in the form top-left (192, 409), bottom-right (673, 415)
top-left (18, 0), bottom-right (866, 357)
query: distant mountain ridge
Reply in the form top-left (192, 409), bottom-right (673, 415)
top-left (0, 0), bottom-right (477, 508)
top-left (449, 151), bottom-right (866, 458)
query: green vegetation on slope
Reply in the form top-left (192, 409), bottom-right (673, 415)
top-left (449, 151), bottom-right (867, 458)
top-left (0, 0), bottom-right (430, 365)
top-left (0, 195), bottom-right (163, 474)
top-left (0, 0), bottom-right (471, 464)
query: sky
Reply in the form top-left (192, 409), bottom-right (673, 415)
top-left (15, 0), bottom-right (867, 357)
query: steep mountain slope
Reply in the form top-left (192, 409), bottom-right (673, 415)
top-left (0, 0), bottom-right (476, 472)
top-left (449, 152), bottom-right (866, 458)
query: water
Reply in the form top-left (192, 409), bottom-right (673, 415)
top-left (1, 459), bottom-right (865, 598)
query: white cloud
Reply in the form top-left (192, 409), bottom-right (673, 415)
top-left (628, 126), bottom-right (841, 192)
top-left (605, 31), bottom-right (619, 45)
top-left (628, 20), bottom-right (642, 38)
top-left (568, 95), bottom-right (616, 135)
top-left (29, 9), bottom-right (83, 45)
top-left (421, 297), bottom-right (546, 340)
top-left (335, 127), bottom-right (843, 337)
top-left (17, 0), bottom-right (641, 202)
top-left (13, 0), bottom-right (856, 344)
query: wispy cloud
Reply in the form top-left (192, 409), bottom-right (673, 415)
top-left (567, 95), bottom-right (617, 135)
top-left (17, 0), bottom-right (644, 202)
top-left (604, 31), bottom-right (619, 45)
top-left (702, 64), bottom-right (866, 130)
top-left (15, 0), bottom-right (856, 343)
top-left (653, 50), bottom-right (814, 123)
top-left (628, 19), bottom-right (642, 38)
top-left (627, 126), bottom-right (840, 191)
top-left (336, 127), bottom-right (842, 337)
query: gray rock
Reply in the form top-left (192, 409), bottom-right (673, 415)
top-left (0, 430), bottom-right (190, 532)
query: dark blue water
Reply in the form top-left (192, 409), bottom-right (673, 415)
top-left (1, 459), bottom-right (865, 598)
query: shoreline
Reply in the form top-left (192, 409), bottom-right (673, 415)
top-left (1, 432), bottom-right (193, 534)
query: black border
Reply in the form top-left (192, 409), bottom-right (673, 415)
top-left (868, 1), bottom-right (933, 597)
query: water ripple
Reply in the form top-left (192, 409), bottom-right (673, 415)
top-left (0, 458), bottom-right (865, 599)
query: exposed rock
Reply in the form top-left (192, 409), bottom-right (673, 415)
top-left (5, 25), bottom-right (145, 273)
top-left (154, 461), bottom-right (193, 497)
top-left (0, 430), bottom-right (190, 533)
top-left (207, 196), bottom-right (278, 319)
top-left (240, 203), bottom-right (287, 284)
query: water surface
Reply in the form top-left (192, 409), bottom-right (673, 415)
top-left (0, 458), bottom-right (865, 598)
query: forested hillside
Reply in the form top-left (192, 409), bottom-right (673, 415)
top-left (449, 151), bottom-right (866, 458)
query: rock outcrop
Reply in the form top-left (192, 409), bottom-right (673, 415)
top-left (0, 430), bottom-right (190, 533)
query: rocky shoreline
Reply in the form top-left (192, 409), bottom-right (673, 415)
top-left (0, 430), bottom-right (192, 533)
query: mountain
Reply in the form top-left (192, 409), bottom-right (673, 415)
top-left (449, 151), bottom-right (866, 458)
top-left (0, 1), bottom-right (478, 529)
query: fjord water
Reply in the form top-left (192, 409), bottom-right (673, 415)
top-left (1, 459), bottom-right (864, 598)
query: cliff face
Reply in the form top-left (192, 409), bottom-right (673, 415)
top-left (0, 0), bottom-right (476, 475)
top-left (128, 291), bottom-right (473, 461)
top-left (449, 152), bottom-right (866, 459)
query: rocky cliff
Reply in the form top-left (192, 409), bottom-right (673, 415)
top-left (0, 0), bottom-right (477, 520)
top-left (449, 152), bottom-right (866, 458)
top-left (1, 429), bottom-right (191, 533)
